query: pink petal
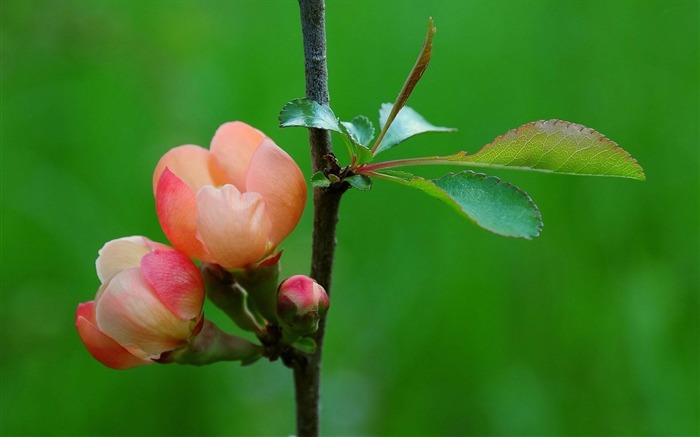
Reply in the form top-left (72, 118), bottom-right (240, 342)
top-left (96, 236), bottom-right (170, 283)
top-left (140, 249), bottom-right (204, 320)
top-left (95, 268), bottom-right (192, 356)
top-left (246, 138), bottom-right (307, 246)
top-left (210, 122), bottom-right (266, 191)
top-left (156, 169), bottom-right (210, 261)
top-left (196, 184), bottom-right (271, 269)
top-left (152, 145), bottom-right (228, 195)
top-left (75, 301), bottom-right (151, 369)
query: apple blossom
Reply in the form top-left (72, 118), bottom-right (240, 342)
top-left (153, 122), bottom-right (307, 270)
top-left (76, 236), bottom-right (205, 369)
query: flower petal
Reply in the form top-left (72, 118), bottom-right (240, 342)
top-left (246, 138), bottom-right (307, 245)
top-left (76, 301), bottom-right (151, 369)
top-left (196, 184), bottom-right (271, 269)
top-left (96, 236), bottom-right (170, 283)
top-left (140, 249), bottom-right (204, 320)
top-left (210, 122), bottom-right (266, 191)
top-left (152, 145), bottom-right (228, 194)
top-left (156, 168), bottom-right (210, 261)
top-left (95, 268), bottom-right (192, 356)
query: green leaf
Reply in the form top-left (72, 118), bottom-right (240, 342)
top-left (279, 98), bottom-right (343, 133)
top-left (342, 115), bottom-right (375, 164)
top-left (355, 144), bottom-right (374, 165)
top-left (341, 115), bottom-right (375, 148)
top-left (291, 337), bottom-right (317, 354)
top-left (445, 120), bottom-right (646, 180)
top-left (376, 170), bottom-right (542, 239)
top-left (279, 99), bottom-right (374, 164)
top-left (345, 174), bottom-right (372, 191)
top-left (376, 104), bottom-right (457, 154)
top-left (311, 171), bottom-right (331, 188)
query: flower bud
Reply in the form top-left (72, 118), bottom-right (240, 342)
top-left (76, 236), bottom-right (205, 369)
top-left (276, 275), bottom-right (329, 336)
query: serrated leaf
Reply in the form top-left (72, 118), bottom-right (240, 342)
top-left (341, 115), bottom-right (375, 148)
top-left (376, 170), bottom-right (542, 239)
top-left (291, 337), bottom-right (317, 354)
top-left (446, 120), bottom-right (645, 180)
top-left (355, 144), bottom-right (374, 165)
top-left (279, 98), bottom-right (343, 133)
top-left (345, 174), bottom-right (372, 191)
top-left (311, 171), bottom-right (331, 188)
top-left (376, 104), bottom-right (457, 154)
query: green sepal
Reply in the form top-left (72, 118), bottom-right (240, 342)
top-left (230, 262), bottom-right (281, 324)
top-left (345, 174), bottom-right (372, 191)
top-left (163, 319), bottom-right (264, 367)
top-left (311, 171), bottom-right (331, 188)
top-left (291, 337), bottom-right (317, 354)
top-left (375, 169), bottom-right (542, 239)
top-left (201, 264), bottom-right (263, 333)
top-left (376, 104), bottom-right (456, 155)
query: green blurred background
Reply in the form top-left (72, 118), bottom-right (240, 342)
top-left (2, 1), bottom-right (698, 436)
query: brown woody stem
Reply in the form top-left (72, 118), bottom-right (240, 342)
top-left (294, 1), bottom-right (346, 436)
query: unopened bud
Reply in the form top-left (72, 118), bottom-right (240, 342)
top-left (277, 275), bottom-right (329, 336)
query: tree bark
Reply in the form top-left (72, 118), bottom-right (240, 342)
top-left (294, 1), bottom-right (344, 436)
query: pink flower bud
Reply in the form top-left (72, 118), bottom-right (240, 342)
top-left (76, 236), bottom-right (205, 369)
top-left (277, 275), bottom-right (329, 336)
top-left (153, 122), bottom-right (307, 269)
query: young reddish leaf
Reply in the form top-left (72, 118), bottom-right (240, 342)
top-left (448, 120), bottom-right (645, 180)
top-left (373, 170), bottom-right (542, 239)
top-left (371, 17), bottom-right (437, 154)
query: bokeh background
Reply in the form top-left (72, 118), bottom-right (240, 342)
top-left (2, 1), bottom-right (698, 436)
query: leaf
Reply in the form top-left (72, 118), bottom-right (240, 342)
top-left (311, 171), bottom-right (331, 188)
top-left (291, 337), bottom-right (317, 354)
top-left (446, 120), bottom-right (646, 180)
top-left (345, 174), bottom-right (372, 191)
top-left (376, 170), bottom-right (542, 239)
top-left (342, 115), bottom-right (375, 164)
top-left (371, 17), bottom-right (437, 154)
top-left (341, 115), bottom-right (375, 147)
top-left (280, 99), bottom-right (374, 164)
top-left (375, 104), bottom-right (456, 154)
top-left (279, 98), bottom-right (343, 133)
top-left (355, 144), bottom-right (374, 165)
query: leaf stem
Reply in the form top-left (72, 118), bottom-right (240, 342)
top-left (358, 156), bottom-right (448, 173)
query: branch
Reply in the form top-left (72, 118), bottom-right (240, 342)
top-left (295, 1), bottom-right (346, 436)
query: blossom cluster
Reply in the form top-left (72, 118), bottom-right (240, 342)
top-left (76, 122), bottom-right (327, 369)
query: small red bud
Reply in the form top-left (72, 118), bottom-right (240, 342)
top-left (276, 275), bottom-right (329, 336)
